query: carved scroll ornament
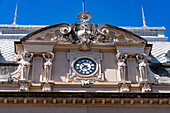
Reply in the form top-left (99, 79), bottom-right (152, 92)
top-left (31, 22), bottom-right (139, 51)
top-left (26, 11), bottom-right (144, 49)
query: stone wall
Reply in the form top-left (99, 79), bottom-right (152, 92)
top-left (0, 105), bottom-right (169, 113)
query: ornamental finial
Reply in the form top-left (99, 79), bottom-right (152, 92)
top-left (77, 0), bottom-right (92, 23)
top-left (83, 0), bottom-right (85, 12)
top-left (141, 6), bottom-right (147, 27)
top-left (12, 3), bottom-right (17, 25)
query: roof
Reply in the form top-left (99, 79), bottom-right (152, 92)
top-left (0, 24), bottom-right (47, 29)
top-left (0, 38), bottom-right (19, 61)
top-left (149, 42), bottom-right (170, 63)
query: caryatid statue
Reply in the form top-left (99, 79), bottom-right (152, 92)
top-left (136, 53), bottom-right (147, 83)
top-left (116, 52), bottom-right (128, 83)
top-left (43, 52), bottom-right (54, 81)
top-left (20, 51), bottom-right (33, 80)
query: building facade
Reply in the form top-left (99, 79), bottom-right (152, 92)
top-left (0, 9), bottom-right (170, 113)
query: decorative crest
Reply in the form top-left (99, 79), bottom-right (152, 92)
top-left (12, 4), bottom-right (18, 25)
top-left (141, 6), bottom-right (147, 27)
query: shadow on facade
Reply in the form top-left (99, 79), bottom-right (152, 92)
top-left (150, 54), bottom-right (170, 77)
top-left (0, 54), bottom-right (5, 61)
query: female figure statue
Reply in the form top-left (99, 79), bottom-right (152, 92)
top-left (116, 52), bottom-right (128, 83)
top-left (21, 51), bottom-right (33, 80)
top-left (136, 53), bottom-right (147, 82)
top-left (43, 52), bottom-right (54, 81)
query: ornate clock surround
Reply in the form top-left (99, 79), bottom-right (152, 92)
top-left (67, 52), bottom-right (104, 83)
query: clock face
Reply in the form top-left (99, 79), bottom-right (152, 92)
top-left (73, 58), bottom-right (97, 76)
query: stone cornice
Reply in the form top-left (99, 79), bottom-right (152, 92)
top-left (0, 92), bottom-right (170, 105)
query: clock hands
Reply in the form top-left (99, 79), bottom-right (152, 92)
top-left (74, 58), bottom-right (96, 75)
top-left (81, 63), bottom-right (88, 69)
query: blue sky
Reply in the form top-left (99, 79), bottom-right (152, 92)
top-left (0, 0), bottom-right (169, 41)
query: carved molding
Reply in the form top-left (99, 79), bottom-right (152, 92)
top-left (24, 45), bottom-right (54, 53)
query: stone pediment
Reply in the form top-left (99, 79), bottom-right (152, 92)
top-left (15, 12), bottom-right (149, 52)
top-left (20, 23), bottom-right (147, 44)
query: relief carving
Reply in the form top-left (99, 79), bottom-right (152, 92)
top-left (19, 83), bottom-right (30, 91)
top-left (81, 80), bottom-right (92, 87)
top-left (93, 26), bottom-right (114, 43)
top-left (142, 83), bottom-right (151, 93)
top-left (42, 83), bottom-right (52, 92)
top-left (29, 20), bottom-right (142, 50)
top-left (78, 24), bottom-right (91, 51)
top-left (42, 52), bottom-right (54, 82)
top-left (51, 26), bottom-right (73, 43)
top-left (60, 26), bottom-right (71, 35)
top-left (120, 83), bottom-right (129, 92)
top-left (26, 10), bottom-right (146, 48)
